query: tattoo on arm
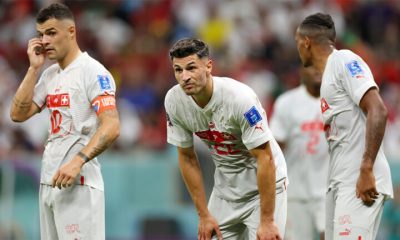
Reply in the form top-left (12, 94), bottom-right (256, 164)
top-left (89, 134), bottom-right (110, 159)
top-left (87, 108), bottom-right (119, 159)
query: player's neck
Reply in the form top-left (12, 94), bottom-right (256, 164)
top-left (305, 84), bottom-right (320, 98)
top-left (58, 45), bottom-right (82, 70)
top-left (192, 76), bottom-right (213, 108)
top-left (314, 45), bottom-right (334, 74)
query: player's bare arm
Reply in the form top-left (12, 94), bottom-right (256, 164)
top-left (177, 146), bottom-right (222, 240)
top-left (357, 87), bottom-right (388, 206)
top-left (249, 142), bottom-right (281, 240)
top-left (52, 107), bottom-right (120, 189)
top-left (10, 38), bottom-right (45, 122)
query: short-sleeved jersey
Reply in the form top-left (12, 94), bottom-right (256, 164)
top-left (320, 49), bottom-right (393, 197)
top-left (165, 76), bottom-right (287, 202)
top-left (270, 85), bottom-right (329, 200)
top-left (33, 52), bottom-right (116, 191)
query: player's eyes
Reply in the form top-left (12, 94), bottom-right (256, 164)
top-left (174, 68), bottom-right (182, 73)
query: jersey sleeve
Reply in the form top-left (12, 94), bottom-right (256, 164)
top-left (85, 65), bottom-right (116, 102)
top-left (32, 72), bottom-right (48, 110)
top-left (164, 91), bottom-right (193, 148)
top-left (84, 64), bottom-right (117, 115)
top-left (269, 96), bottom-right (290, 142)
top-left (235, 90), bottom-right (274, 150)
top-left (340, 55), bottom-right (378, 105)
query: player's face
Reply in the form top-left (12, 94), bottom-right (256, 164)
top-left (36, 18), bottom-right (73, 61)
top-left (172, 54), bottom-right (212, 96)
top-left (295, 28), bottom-right (313, 67)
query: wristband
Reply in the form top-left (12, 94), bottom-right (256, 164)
top-left (77, 151), bottom-right (90, 163)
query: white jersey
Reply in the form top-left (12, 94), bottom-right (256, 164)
top-left (33, 52), bottom-right (116, 191)
top-left (320, 49), bottom-right (393, 197)
top-left (165, 76), bottom-right (287, 202)
top-left (270, 85), bottom-right (329, 200)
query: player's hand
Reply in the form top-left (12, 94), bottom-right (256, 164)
top-left (52, 156), bottom-right (85, 189)
top-left (27, 38), bottom-right (45, 69)
top-left (257, 220), bottom-right (282, 240)
top-left (198, 214), bottom-right (222, 240)
top-left (356, 164), bottom-right (379, 206)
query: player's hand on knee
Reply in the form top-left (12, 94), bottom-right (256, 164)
top-left (198, 215), bottom-right (222, 240)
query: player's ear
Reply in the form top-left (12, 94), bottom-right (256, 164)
top-left (206, 59), bottom-right (212, 73)
top-left (67, 24), bottom-right (76, 40)
top-left (304, 36), bottom-right (311, 49)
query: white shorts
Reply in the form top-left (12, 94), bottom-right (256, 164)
top-left (39, 184), bottom-right (105, 240)
top-left (285, 197), bottom-right (325, 240)
top-left (325, 186), bottom-right (385, 240)
top-left (208, 179), bottom-right (287, 239)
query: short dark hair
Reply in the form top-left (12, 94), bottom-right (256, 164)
top-left (36, 3), bottom-right (74, 24)
top-left (169, 38), bottom-right (209, 60)
top-left (299, 13), bottom-right (336, 44)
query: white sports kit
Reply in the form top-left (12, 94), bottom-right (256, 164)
top-left (320, 49), bottom-right (393, 240)
top-left (270, 85), bottom-right (329, 240)
top-left (165, 76), bottom-right (288, 239)
top-left (33, 52), bottom-right (116, 240)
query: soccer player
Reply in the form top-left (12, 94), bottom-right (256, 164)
top-left (295, 13), bottom-right (393, 240)
top-left (10, 3), bottom-right (120, 239)
top-left (164, 38), bottom-right (288, 240)
top-left (270, 66), bottom-right (329, 240)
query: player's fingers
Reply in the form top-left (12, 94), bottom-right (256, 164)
top-left (369, 191), bottom-right (378, 199)
top-left (61, 176), bottom-right (70, 188)
top-left (362, 193), bottom-right (375, 206)
top-left (66, 178), bottom-right (74, 187)
top-left (56, 174), bottom-right (66, 189)
top-left (214, 227), bottom-right (223, 240)
top-left (52, 171), bottom-right (60, 188)
top-left (355, 188), bottom-right (360, 198)
top-left (372, 188), bottom-right (379, 196)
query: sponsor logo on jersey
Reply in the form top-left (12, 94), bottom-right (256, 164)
top-left (339, 228), bottom-right (351, 236)
top-left (244, 106), bottom-right (262, 127)
top-left (97, 74), bottom-right (112, 91)
top-left (46, 93), bottom-right (70, 108)
top-left (320, 98), bottom-right (329, 113)
top-left (345, 60), bottom-right (364, 78)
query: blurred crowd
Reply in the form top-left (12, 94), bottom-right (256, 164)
top-left (0, 0), bottom-right (399, 160)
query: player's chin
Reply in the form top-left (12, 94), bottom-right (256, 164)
top-left (183, 89), bottom-right (197, 96)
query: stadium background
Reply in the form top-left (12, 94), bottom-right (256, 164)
top-left (0, 0), bottom-right (399, 239)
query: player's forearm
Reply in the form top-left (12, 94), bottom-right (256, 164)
top-left (178, 154), bottom-right (209, 217)
top-left (257, 153), bottom-right (276, 223)
top-left (362, 105), bottom-right (387, 169)
top-left (10, 67), bottom-right (40, 121)
top-left (80, 110), bottom-right (120, 160)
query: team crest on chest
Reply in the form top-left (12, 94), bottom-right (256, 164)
top-left (46, 93), bottom-right (70, 108)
